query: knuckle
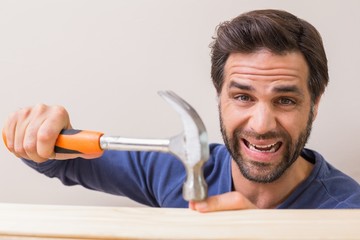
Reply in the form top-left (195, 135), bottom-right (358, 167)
top-left (23, 141), bottom-right (37, 154)
top-left (231, 192), bottom-right (245, 205)
top-left (33, 103), bottom-right (48, 113)
top-left (47, 105), bottom-right (70, 128)
top-left (13, 144), bottom-right (26, 156)
top-left (51, 105), bottom-right (68, 118)
top-left (37, 129), bottom-right (53, 142)
top-left (31, 104), bottom-right (50, 119)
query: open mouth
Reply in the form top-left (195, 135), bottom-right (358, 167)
top-left (243, 139), bottom-right (282, 153)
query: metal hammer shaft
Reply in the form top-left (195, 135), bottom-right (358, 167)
top-left (100, 136), bottom-right (170, 152)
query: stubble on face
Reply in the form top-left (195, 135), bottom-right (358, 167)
top-left (220, 104), bottom-right (314, 183)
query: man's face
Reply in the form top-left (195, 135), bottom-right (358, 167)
top-left (219, 50), bottom-right (318, 183)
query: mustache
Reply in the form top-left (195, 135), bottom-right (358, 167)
top-left (235, 129), bottom-right (285, 141)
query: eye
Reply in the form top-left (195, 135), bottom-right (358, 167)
top-left (235, 94), bottom-right (253, 102)
top-left (276, 97), bottom-right (296, 106)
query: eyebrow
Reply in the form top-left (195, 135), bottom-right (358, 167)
top-left (229, 81), bottom-right (304, 96)
top-left (229, 81), bottom-right (255, 91)
top-left (272, 85), bottom-right (304, 96)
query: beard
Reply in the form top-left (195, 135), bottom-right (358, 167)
top-left (220, 105), bottom-right (314, 183)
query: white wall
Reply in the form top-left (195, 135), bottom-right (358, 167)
top-left (0, 0), bottom-right (359, 207)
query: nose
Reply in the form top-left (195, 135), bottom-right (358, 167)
top-left (248, 103), bottom-right (277, 134)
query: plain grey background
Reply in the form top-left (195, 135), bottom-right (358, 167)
top-left (0, 0), bottom-right (359, 207)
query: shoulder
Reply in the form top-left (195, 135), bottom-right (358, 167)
top-left (303, 149), bottom-right (360, 208)
top-left (209, 143), bottom-right (231, 159)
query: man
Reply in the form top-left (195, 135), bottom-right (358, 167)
top-left (3, 9), bottom-right (360, 211)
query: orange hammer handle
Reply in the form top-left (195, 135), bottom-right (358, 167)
top-left (55, 129), bottom-right (104, 154)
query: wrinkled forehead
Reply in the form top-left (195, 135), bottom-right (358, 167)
top-left (223, 50), bottom-right (309, 85)
top-left (226, 49), bottom-right (307, 71)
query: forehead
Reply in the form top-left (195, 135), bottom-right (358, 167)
top-left (223, 50), bottom-right (309, 91)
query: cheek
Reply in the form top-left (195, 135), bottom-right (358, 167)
top-left (220, 103), bottom-right (247, 132)
top-left (278, 112), bottom-right (309, 140)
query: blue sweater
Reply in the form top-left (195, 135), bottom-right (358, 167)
top-left (23, 144), bottom-right (360, 208)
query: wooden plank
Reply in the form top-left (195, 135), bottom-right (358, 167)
top-left (0, 203), bottom-right (359, 239)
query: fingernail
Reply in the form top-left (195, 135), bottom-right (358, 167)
top-left (195, 201), bottom-right (208, 211)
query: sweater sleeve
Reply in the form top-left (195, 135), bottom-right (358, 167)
top-left (21, 150), bottom-right (186, 207)
top-left (21, 144), bottom-right (232, 208)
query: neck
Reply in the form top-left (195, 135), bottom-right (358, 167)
top-left (231, 156), bottom-right (314, 209)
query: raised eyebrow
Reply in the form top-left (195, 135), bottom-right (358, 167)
top-left (229, 81), bottom-right (255, 91)
top-left (272, 85), bottom-right (304, 96)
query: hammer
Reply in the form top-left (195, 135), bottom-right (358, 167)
top-left (55, 91), bottom-right (209, 201)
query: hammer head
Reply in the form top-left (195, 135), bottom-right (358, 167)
top-left (158, 91), bottom-right (209, 201)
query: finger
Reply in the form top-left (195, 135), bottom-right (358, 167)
top-left (13, 107), bottom-right (33, 159)
top-left (188, 200), bottom-right (196, 210)
top-left (23, 123), bottom-right (47, 162)
top-left (2, 113), bottom-right (27, 158)
top-left (2, 111), bottom-right (18, 152)
top-left (191, 191), bottom-right (257, 213)
top-left (21, 105), bottom-right (55, 162)
top-left (23, 116), bottom-right (49, 162)
top-left (36, 105), bottom-right (71, 160)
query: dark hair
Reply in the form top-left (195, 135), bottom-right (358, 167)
top-left (210, 9), bottom-right (328, 102)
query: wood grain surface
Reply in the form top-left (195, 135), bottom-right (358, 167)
top-left (0, 203), bottom-right (359, 239)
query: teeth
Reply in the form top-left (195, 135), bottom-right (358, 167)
top-left (248, 143), bottom-right (278, 153)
